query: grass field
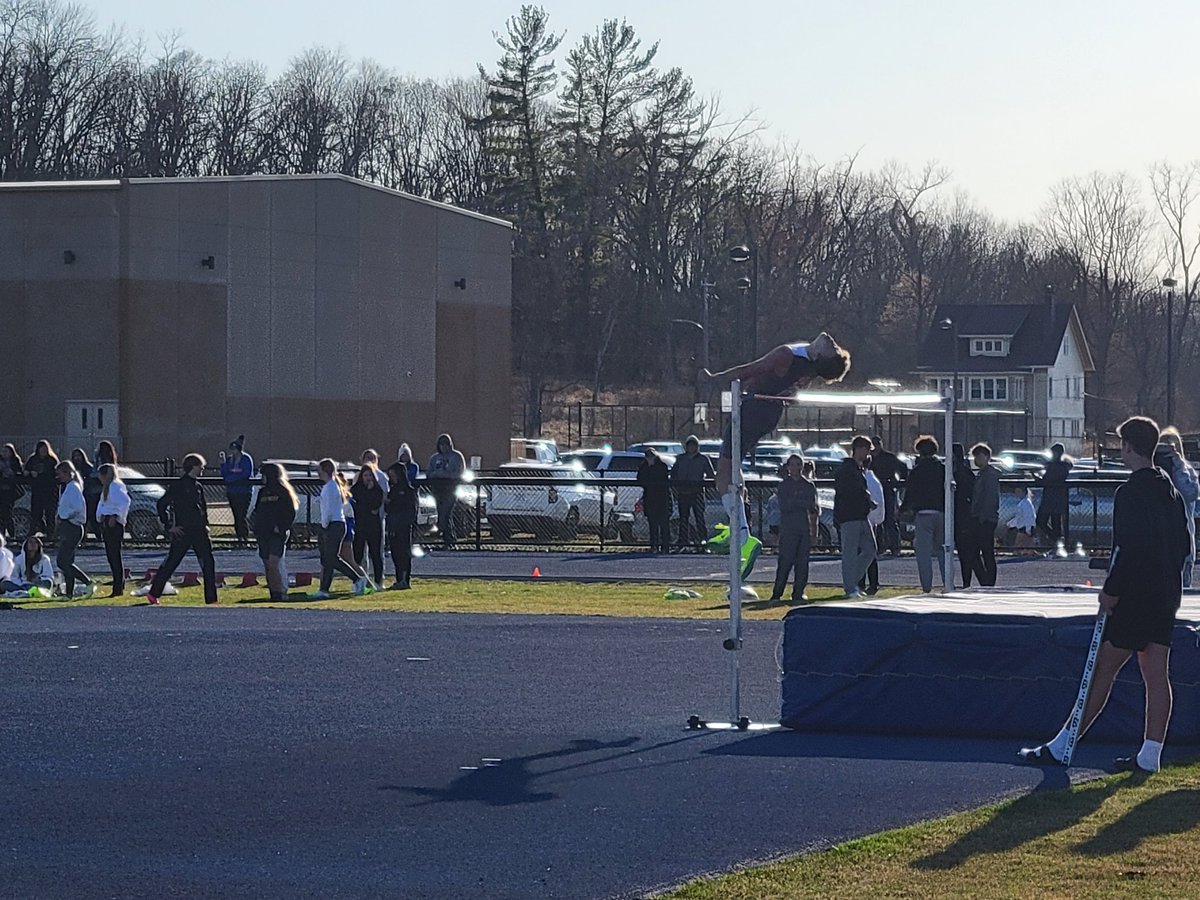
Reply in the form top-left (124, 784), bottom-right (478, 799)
top-left (670, 762), bottom-right (1200, 899)
top-left (2, 578), bottom-right (911, 618)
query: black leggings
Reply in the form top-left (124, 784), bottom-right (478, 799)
top-left (389, 526), bottom-right (413, 582)
top-left (320, 522), bottom-right (361, 591)
top-left (353, 515), bottom-right (384, 584)
top-left (103, 521), bottom-right (125, 592)
top-left (150, 528), bottom-right (217, 603)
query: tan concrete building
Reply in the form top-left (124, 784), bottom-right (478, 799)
top-left (0, 175), bottom-right (513, 466)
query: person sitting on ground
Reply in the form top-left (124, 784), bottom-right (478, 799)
top-left (900, 435), bottom-right (947, 593)
top-left (1006, 484), bottom-right (1037, 556)
top-left (254, 462), bottom-right (298, 602)
top-left (4, 536), bottom-right (55, 594)
top-left (1020, 416), bottom-right (1192, 772)
top-left (0, 533), bottom-right (13, 588)
top-left (969, 443), bottom-right (1001, 587)
top-left (703, 332), bottom-right (851, 578)
top-left (55, 460), bottom-right (93, 599)
top-left (384, 462), bottom-right (419, 590)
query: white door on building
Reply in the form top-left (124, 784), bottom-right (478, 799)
top-left (65, 400), bottom-right (120, 451)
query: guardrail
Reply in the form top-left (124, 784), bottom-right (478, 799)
top-left (2, 473), bottom-right (1134, 554)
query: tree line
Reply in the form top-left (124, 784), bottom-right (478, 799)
top-left (4, 0), bottom-right (1199, 436)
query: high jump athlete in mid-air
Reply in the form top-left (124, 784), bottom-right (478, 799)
top-left (704, 333), bottom-right (851, 576)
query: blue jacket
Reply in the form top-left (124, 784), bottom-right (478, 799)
top-left (220, 453), bottom-right (255, 496)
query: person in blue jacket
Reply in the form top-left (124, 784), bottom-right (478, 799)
top-left (220, 435), bottom-right (254, 544)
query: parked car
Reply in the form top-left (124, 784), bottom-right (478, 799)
top-left (13, 465), bottom-right (165, 541)
top-left (627, 440), bottom-right (685, 457)
top-left (559, 449), bottom-right (670, 542)
top-left (485, 463), bottom-right (615, 542)
top-left (629, 472), bottom-right (793, 546)
top-left (995, 449), bottom-right (1050, 474)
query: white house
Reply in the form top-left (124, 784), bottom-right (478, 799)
top-left (913, 300), bottom-right (1095, 455)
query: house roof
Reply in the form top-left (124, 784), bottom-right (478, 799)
top-left (915, 303), bottom-right (1094, 374)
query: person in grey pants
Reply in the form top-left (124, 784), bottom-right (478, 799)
top-left (834, 436), bottom-right (877, 597)
top-left (900, 435), bottom-right (947, 592)
top-left (770, 456), bottom-right (819, 602)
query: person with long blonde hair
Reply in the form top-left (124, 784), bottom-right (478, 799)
top-left (311, 458), bottom-right (369, 599)
top-left (96, 464), bottom-right (131, 595)
top-left (254, 462), bottom-right (298, 601)
top-left (54, 460), bottom-right (92, 598)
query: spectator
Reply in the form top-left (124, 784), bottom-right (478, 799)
top-left (351, 464), bottom-right (386, 586)
top-left (397, 443), bottom-right (421, 484)
top-left (96, 440), bottom-right (119, 469)
top-left (4, 536), bottom-right (54, 594)
top-left (427, 434), bottom-right (466, 548)
top-left (385, 462), bottom-right (419, 590)
top-left (870, 436), bottom-right (905, 557)
top-left (952, 443), bottom-right (976, 588)
top-left (1006, 484), bottom-right (1037, 556)
top-left (254, 462), bottom-right (298, 602)
top-left (72, 448), bottom-right (100, 539)
top-left (834, 436), bottom-right (877, 598)
top-left (0, 443), bottom-right (24, 541)
top-left (310, 458), bottom-right (370, 599)
top-left (671, 436), bottom-right (714, 552)
top-left (1037, 443), bottom-right (1073, 554)
top-left (96, 464), bottom-right (131, 596)
top-left (220, 435), bottom-right (255, 544)
top-left (147, 453), bottom-right (219, 606)
top-left (0, 534), bottom-right (12, 588)
top-left (54, 460), bottom-right (93, 599)
top-left (24, 440), bottom-right (59, 538)
top-left (636, 448), bottom-right (672, 554)
top-left (1155, 430), bottom-right (1198, 587)
top-left (860, 463), bottom-right (886, 595)
top-left (770, 455), bottom-right (818, 603)
top-left (901, 435), bottom-right (947, 593)
top-left (969, 443), bottom-right (1001, 587)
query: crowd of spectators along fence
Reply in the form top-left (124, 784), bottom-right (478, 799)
top-left (0, 453), bottom-right (1127, 554)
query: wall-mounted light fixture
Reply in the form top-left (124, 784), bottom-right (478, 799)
top-left (453, 278), bottom-right (467, 290)
top-left (63, 250), bottom-right (76, 264)
top-left (201, 255), bottom-right (215, 269)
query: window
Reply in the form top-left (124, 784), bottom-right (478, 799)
top-left (968, 377), bottom-right (1008, 402)
top-left (81, 408), bottom-right (88, 429)
top-left (1013, 379), bottom-right (1024, 401)
top-left (97, 408), bottom-right (104, 429)
top-left (970, 379), bottom-right (982, 400)
top-left (995, 379), bottom-right (1007, 400)
top-left (969, 338), bottom-right (1008, 357)
top-left (1048, 378), bottom-right (1054, 399)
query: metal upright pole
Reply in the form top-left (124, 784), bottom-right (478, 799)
top-left (1166, 282), bottom-right (1176, 424)
top-left (943, 393), bottom-right (955, 593)
top-left (728, 378), bottom-right (744, 725)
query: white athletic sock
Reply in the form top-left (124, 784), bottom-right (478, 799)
top-left (721, 493), bottom-right (749, 541)
top-left (1046, 726), bottom-right (1070, 760)
top-left (1136, 739), bottom-right (1163, 772)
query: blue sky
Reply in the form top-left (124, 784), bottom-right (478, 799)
top-left (90, 0), bottom-right (1198, 222)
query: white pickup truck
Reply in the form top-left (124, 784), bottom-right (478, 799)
top-left (485, 462), bottom-right (616, 542)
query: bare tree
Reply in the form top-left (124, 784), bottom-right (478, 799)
top-left (209, 59), bottom-right (271, 175)
top-left (270, 46), bottom-right (348, 173)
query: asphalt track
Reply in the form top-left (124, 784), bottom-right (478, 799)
top-left (2, 606), bottom-right (1126, 899)
top-left (73, 546), bottom-right (1099, 589)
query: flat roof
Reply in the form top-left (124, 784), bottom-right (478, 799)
top-left (0, 173), bottom-right (513, 228)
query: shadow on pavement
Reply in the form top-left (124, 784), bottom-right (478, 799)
top-left (1074, 787), bottom-right (1200, 856)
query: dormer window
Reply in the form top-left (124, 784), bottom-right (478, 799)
top-left (969, 338), bottom-right (1008, 357)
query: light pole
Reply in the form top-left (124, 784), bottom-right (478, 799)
top-left (1164, 276), bottom-right (1177, 424)
top-left (730, 244), bottom-right (758, 358)
top-left (939, 316), bottom-right (960, 411)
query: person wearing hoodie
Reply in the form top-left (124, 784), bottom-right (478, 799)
top-left (384, 462), bottom-right (419, 589)
top-left (833, 436), bottom-right (876, 598)
top-left (1157, 428), bottom-right (1198, 588)
top-left (900, 435), bottom-right (947, 593)
top-left (95, 464), bottom-right (131, 596)
top-left (54, 460), bottom-right (93, 599)
top-left (220, 435), bottom-right (254, 544)
top-left (1021, 416), bottom-right (1192, 773)
top-left (427, 433), bottom-right (466, 548)
top-left (671, 436), bottom-right (714, 551)
top-left (147, 453), bottom-right (218, 606)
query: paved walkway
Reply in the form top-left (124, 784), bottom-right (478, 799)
top-left (3, 607), bottom-right (1121, 898)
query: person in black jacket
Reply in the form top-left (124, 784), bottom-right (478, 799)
top-left (671, 436), bottom-right (714, 551)
top-left (1020, 417), bottom-right (1192, 773)
top-left (351, 464), bottom-right (385, 586)
top-left (0, 443), bottom-right (25, 541)
top-left (834, 436), bottom-right (876, 598)
top-left (385, 462), bottom-right (419, 589)
top-left (637, 448), bottom-right (672, 554)
top-left (951, 443), bottom-right (976, 588)
top-left (900, 435), bottom-right (947, 593)
top-left (24, 440), bottom-right (59, 539)
top-left (147, 453), bottom-right (218, 605)
top-left (870, 436), bottom-right (905, 557)
top-left (254, 462), bottom-right (298, 601)
top-left (1037, 442), bottom-right (1074, 554)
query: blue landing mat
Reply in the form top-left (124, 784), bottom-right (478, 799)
top-left (781, 590), bottom-right (1200, 743)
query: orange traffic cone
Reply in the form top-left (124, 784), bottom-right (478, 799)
top-left (532, 566), bottom-right (541, 578)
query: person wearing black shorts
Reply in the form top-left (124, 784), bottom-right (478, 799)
top-left (1020, 416), bottom-right (1192, 772)
top-left (254, 463), bottom-right (298, 601)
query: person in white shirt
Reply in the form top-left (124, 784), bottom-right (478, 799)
top-left (859, 465), bottom-right (887, 595)
top-left (96, 464), bottom-right (132, 596)
top-left (1005, 484), bottom-right (1037, 556)
top-left (310, 458), bottom-right (370, 599)
top-left (0, 534), bottom-right (14, 586)
top-left (4, 536), bottom-right (55, 593)
top-left (55, 461), bottom-right (93, 599)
